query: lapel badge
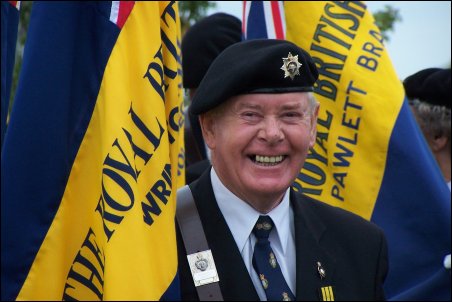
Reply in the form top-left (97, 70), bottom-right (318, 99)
top-left (317, 261), bottom-right (326, 280)
top-left (318, 285), bottom-right (335, 301)
top-left (281, 52), bottom-right (302, 80)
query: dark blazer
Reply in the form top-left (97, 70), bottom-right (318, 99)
top-left (177, 169), bottom-right (388, 301)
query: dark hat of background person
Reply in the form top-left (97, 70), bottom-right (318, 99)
top-left (182, 13), bottom-right (242, 89)
top-left (403, 68), bottom-right (451, 109)
top-left (189, 39), bottom-right (319, 115)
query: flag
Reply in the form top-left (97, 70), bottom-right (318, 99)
top-left (1, 1), bottom-right (184, 300)
top-left (244, 1), bottom-right (451, 300)
top-left (242, 1), bottom-right (285, 40)
top-left (1, 1), bottom-right (20, 147)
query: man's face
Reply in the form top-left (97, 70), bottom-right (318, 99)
top-left (200, 92), bottom-right (318, 204)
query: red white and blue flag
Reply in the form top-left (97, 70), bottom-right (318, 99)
top-left (242, 1), bottom-right (285, 40)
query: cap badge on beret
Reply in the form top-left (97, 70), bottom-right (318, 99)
top-left (281, 52), bottom-right (302, 80)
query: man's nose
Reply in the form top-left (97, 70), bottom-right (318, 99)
top-left (258, 117), bottom-right (284, 144)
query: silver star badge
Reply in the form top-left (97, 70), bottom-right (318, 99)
top-left (281, 52), bottom-right (302, 80)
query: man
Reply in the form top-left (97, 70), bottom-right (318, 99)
top-left (403, 68), bottom-right (451, 190)
top-left (177, 39), bottom-right (388, 301)
top-left (182, 13), bottom-right (242, 183)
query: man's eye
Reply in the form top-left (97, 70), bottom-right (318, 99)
top-left (283, 112), bottom-right (302, 118)
top-left (240, 111), bottom-right (262, 122)
top-left (242, 112), bottom-right (258, 118)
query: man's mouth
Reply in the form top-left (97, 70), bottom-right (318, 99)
top-left (250, 155), bottom-right (286, 166)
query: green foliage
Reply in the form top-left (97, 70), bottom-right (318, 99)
top-left (373, 5), bottom-right (402, 42)
top-left (178, 1), bottom-right (216, 34)
top-left (9, 1), bottom-right (32, 117)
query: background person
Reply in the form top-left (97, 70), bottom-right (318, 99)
top-left (181, 13), bottom-right (242, 184)
top-left (404, 68), bottom-right (451, 190)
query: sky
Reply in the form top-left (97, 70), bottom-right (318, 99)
top-left (207, 1), bottom-right (451, 80)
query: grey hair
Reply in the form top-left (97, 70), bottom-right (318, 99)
top-left (410, 99), bottom-right (451, 146)
top-left (307, 92), bottom-right (319, 114)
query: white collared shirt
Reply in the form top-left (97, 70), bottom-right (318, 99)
top-left (211, 168), bottom-right (296, 301)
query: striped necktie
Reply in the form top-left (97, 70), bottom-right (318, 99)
top-left (252, 215), bottom-right (295, 301)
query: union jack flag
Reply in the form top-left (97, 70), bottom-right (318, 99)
top-left (242, 1), bottom-right (285, 40)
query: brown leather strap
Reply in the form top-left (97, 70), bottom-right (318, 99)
top-left (176, 185), bottom-right (224, 301)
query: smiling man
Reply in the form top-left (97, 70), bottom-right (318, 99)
top-left (176, 39), bottom-right (388, 301)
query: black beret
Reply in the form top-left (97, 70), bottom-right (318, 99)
top-left (403, 68), bottom-right (451, 109)
top-left (190, 39), bottom-right (319, 115)
top-left (182, 13), bottom-right (242, 89)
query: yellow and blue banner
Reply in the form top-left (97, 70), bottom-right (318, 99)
top-left (1, 1), bottom-right (20, 147)
top-left (244, 1), bottom-right (450, 300)
top-left (1, 1), bottom-right (184, 300)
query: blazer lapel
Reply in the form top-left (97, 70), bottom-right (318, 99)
top-left (190, 170), bottom-right (259, 301)
top-left (291, 190), bottom-right (337, 301)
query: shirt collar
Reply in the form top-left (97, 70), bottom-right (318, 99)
top-left (211, 168), bottom-right (292, 255)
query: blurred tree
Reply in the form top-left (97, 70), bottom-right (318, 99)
top-left (178, 1), bottom-right (216, 35)
top-left (373, 5), bottom-right (402, 42)
top-left (8, 1), bottom-right (32, 120)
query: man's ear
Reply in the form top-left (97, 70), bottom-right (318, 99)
top-left (199, 113), bottom-right (216, 150)
top-left (431, 133), bottom-right (448, 152)
top-left (309, 104), bottom-right (320, 148)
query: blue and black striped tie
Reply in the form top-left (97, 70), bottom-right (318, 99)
top-left (252, 215), bottom-right (295, 301)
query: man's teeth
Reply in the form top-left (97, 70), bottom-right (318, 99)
top-left (255, 155), bottom-right (284, 164)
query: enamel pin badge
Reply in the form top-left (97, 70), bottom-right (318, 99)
top-left (317, 261), bottom-right (326, 280)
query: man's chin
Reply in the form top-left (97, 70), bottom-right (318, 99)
top-left (247, 179), bottom-right (290, 194)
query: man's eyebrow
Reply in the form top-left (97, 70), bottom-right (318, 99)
top-left (236, 102), bottom-right (262, 110)
top-left (280, 103), bottom-right (303, 110)
top-left (235, 101), bottom-right (304, 111)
